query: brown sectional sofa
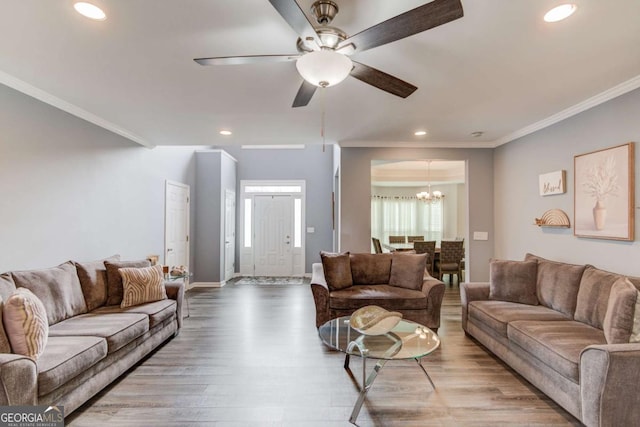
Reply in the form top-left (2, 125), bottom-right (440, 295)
top-left (311, 252), bottom-right (445, 332)
top-left (460, 254), bottom-right (640, 427)
top-left (0, 257), bottom-right (184, 416)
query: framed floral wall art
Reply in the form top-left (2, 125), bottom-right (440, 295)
top-left (574, 142), bottom-right (635, 241)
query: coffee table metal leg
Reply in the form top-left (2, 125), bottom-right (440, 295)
top-left (349, 358), bottom-right (388, 424)
top-left (344, 353), bottom-right (350, 370)
top-left (415, 358), bottom-right (436, 389)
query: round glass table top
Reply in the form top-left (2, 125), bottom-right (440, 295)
top-left (318, 316), bottom-right (440, 360)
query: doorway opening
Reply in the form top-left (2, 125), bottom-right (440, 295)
top-left (239, 180), bottom-right (306, 276)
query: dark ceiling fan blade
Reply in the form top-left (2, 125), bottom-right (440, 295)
top-left (268, 0), bottom-right (321, 50)
top-left (292, 80), bottom-right (317, 108)
top-left (338, 0), bottom-right (463, 53)
top-left (194, 54), bottom-right (299, 66)
top-left (350, 61), bottom-right (417, 98)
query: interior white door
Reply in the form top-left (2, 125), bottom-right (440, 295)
top-left (165, 181), bottom-right (190, 271)
top-left (224, 189), bottom-right (236, 281)
top-left (254, 195), bottom-right (293, 276)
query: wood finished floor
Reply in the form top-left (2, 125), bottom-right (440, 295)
top-left (67, 280), bottom-right (581, 426)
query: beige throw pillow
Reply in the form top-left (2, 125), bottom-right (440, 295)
top-left (119, 264), bottom-right (167, 308)
top-left (3, 288), bottom-right (49, 360)
top-left (631, 289), bottom-right (640, 343)
top-left (104, 259), bottom-right (151, 306)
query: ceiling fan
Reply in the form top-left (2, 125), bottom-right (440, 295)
top-left (194, 0), bottom-right (464, 108)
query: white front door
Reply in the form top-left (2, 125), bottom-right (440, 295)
top-left (254, 195), bottom-right (293, 276)
top-left (224, 189), bottom-right (236, 281)
top-left (165, 181), bottom-right (190, 271)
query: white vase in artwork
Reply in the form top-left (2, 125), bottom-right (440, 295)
top-left (593, 200), bottom-right (607, 230)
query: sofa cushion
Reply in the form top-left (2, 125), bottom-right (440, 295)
top-left (37, 336), bottom-right (107, 396)
top-left (0, 273), bottom-right (17, 303)
top-left (507, 320), bottom-right (606, 383)
top-left (350, 253), bottom-right (392, 285)
top-left (389, 253), bottom-right (427, 291)
top-left (524, 253), bottom-right (585, 318)
top-left (468, 300), bottom-right (570, 338)
top-left (120, 264), bottom-right (167, 308)
top-left (575, 265), bottom-right (625, 329)
top-left (320, 251), bottom-right (353, 291)
top-left (330, 284), bottom-right (426, 310)
top-left (49, 312), bottom-right (148, 353)
top-left (75, 254), bottom-right (120, 311)
top-left (603, 277), bottom-right (639, 343)
top-left (489, 260), bottom-right (538, 305)
top-left (11, 261), bottom-right (88, 325)
top-left (92, 299), bottom-right (177, 329)
top-left (104, 259), bottom-right (151, 306)
top-left (3, 288), bottom-right (49, 360)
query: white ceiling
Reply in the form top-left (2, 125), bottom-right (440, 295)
top-left (1, 0), bottom-right (639, 148)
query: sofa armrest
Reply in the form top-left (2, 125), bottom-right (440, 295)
top-left (0, 353), bottom-right (37, 406)
top-left (460, 282), bottom-right (490, 332)
top-left (580, 343), bottom-right (640, 427)
top-left (310, 263), bottom-right (330, 328)
top-left (164, 281), bottom-right (185, 329)
top-left (421, 276), bottom-right (445, 331)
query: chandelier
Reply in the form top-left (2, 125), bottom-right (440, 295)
top-left (416, 160), bottom-right (444, 203)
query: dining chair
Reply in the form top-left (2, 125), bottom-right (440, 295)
top-left (413, 240), bottom-right (436, 276)
top-left (438, 240), bottom-right (465, 284)
top-left (388, 235), bottom-right (406, 244)
top-left (371, 237), bottom-right (383, 254)
top-left (407, 235), bottom-right (424, 243)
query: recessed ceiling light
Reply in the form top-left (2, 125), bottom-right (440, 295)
top-left (219, 130), bottom-right (232, 136)
top-left (73, 2), bottom-right (107, 21)
top-left (471, 131), bottom-right (484, 137)
top-left (544, 4), bottom-right (577, 22)
top-left (414, 130), bottom-right (427, 136)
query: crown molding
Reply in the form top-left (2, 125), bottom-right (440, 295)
top-left (493, 74), bottom-right (640, 147)
top-left (339, 140), bottom-right (496, 149)
top-left (0, 70), bottom-right (153, 148)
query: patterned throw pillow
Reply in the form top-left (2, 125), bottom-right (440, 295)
top-left (104, 259), bottom-right (151, 306)
top-left (3, 288), bottom-right (49, 360)
top-left (119, 264), bottom-right (167, 308)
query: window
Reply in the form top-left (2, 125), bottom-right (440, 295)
top-left (244, 199), bottom-right (252, 248)
top-left (244, 185), bottom-right (302, 193)
top-left (294, 198), bottom-right (302, 247)
top-left (371, 195), bottom-right (444, 244)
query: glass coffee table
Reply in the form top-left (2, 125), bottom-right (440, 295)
top-left (319, 316), bottom-right (440, 424)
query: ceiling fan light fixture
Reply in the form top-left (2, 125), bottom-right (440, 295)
top-left (544, 4), bottom-right (577, 22)
top-left (296, 50), bottom-right (353, 88)
top-left (73, 2), bottom-right (106, 20)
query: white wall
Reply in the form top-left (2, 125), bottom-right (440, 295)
top-left (494, 87), bottom-right (640, 276)
top-left (0, 84), bottom-right (198, 272)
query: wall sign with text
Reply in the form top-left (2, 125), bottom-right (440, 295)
top-left (539, 170), bottom-right (566, 196)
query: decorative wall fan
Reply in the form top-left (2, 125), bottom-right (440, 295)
top-left (194, 0), bottom-right (464, 107)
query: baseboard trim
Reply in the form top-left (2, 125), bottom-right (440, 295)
top-left (189, 281), bottom-right (226, 289)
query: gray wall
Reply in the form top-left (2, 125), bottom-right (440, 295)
top-left (494, 88), bottom-right (640, 276)
top-left (341, 147), bottom-right (494, 281)
top-left (194, 150), bottom-right (237, 283)
top-left (0, 84), bottom-right (198, 272)
top-left (220, 145), bottom-right (334, 273)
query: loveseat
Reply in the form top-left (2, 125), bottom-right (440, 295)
top-left (461, 254), bottom-right (640, 427)
top-left (0, 255), bottom-right (184, 416)
top-left (311, 252), bottom-right (444, 332)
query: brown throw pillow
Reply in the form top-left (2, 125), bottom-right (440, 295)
top-left (389, 253), bottom-right (427, 291)
top-left (104, 259), bottom-right (151, 306)
top-left (3, 288), bottom-right (49, 360)
top-left (75, 254), bottom-right (121, 311)
top-left (603, 277), bottom-right (638, 344)
top-left (489, 260), bottom-right (538, 305)
top-left (120, 264), bottom-right (167, 308)
top-left (320, 251), bottom-right (353, 291)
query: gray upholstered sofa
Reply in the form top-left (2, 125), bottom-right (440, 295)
top-left (461, 253), bottom-right (640, 427)
top-left (311, 252), bottom-right (445, 332)
top-left (0, 256), bottom-right (184, 416)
